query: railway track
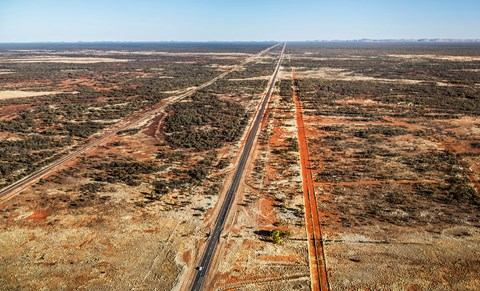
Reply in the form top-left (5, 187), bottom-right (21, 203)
top-left (0, 43), bottom-right (280, 205)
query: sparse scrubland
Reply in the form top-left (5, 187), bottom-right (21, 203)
top-left (288, 42), bottom-right (480, 290)
top-left (1, 42), bottom-right (479, 290)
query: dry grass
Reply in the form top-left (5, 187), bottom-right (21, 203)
top-left (0, 90), bottom-right (77, 100)
top-left (0, 56), bottom-right (130, 64)
top-left (296, 67), bottom-right (452, 86)
top-left (388, 54), bottom-right (480, 62)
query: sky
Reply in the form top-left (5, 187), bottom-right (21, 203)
top-left (0, 0), bottom-right (479, 42)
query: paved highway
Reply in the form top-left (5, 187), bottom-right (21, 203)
top-left (190, 43), bottom-right (286, 291)
top-left (0, 43), bottom-right (280, 205)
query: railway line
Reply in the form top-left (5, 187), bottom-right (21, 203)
top-left (0, 43), bottom-right (280, 205)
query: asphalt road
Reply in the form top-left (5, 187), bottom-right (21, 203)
top-left (0, 44), bottom-right (280, 205)
top-left (190, 42), bottom-right (286, 291)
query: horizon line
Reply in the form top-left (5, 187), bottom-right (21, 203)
top-left (1, 38), bottom-right (480, 44)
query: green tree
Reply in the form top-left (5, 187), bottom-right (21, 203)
top-left (270, 229), bottom-right (290, 244)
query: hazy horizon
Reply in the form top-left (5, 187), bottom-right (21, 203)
top-left (1, 39), bottom-right (480, 44)
top-left (1, 0), bottom-right (479, 42)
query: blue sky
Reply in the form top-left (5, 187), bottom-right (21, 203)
top-left (0, 0), bottom-right (479, 42)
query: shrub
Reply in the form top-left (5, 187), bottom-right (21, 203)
top-left (270, 229), bottom-right (291, 244)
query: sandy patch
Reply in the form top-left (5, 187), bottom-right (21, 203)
top-left (292, 56), bottom-right (364, 61)
top-left (0, 56), bottom-right (130, 64)
top-left (97, 51), bottom-right (251, 57)
top-left (0, 90), bottom-right (77, 100)
top-left (388, 54), bottom-right (480, 62)
top-left (0, 132), bottom-right (22, 140)
top-left (0, 70), bottom-right (14, 75)
top-left (6, 50), bottom-right (251, 57)
top-left (297, 67), bottom-right (450, 85)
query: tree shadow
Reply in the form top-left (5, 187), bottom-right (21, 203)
top-left (253, 230), bottom-right (272, 242)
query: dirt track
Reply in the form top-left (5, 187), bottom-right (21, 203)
top-left (0, 44), bottom-right (279, 206)
top-left (290, 45), bottom-right (480, 290)
top-left (0, 44), bottom-right (281, 291)
top-left (292, 68), bottom-right (329, 291)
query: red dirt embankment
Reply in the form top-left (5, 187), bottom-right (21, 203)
top-left (292, 68), bottom-right (329, 291)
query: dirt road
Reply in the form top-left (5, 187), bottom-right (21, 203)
top-left (0, 44), bottom-right (280, 205)
top-left (292, 68), bottom-right (329, 291)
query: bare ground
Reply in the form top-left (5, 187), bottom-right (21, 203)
top-left (0, 90), bottom-right (77, 100)
top-left (294, 50), bottom-right (480, 290)
top-left (206, 76), bottom-right (310, 290)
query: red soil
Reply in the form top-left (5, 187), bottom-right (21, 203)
top-left (292, 69), bottom-right (329, 291)
top-left (27, 211), bottom-right (51, 220)
top-left (0, 104), bottom-right (31, 119)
